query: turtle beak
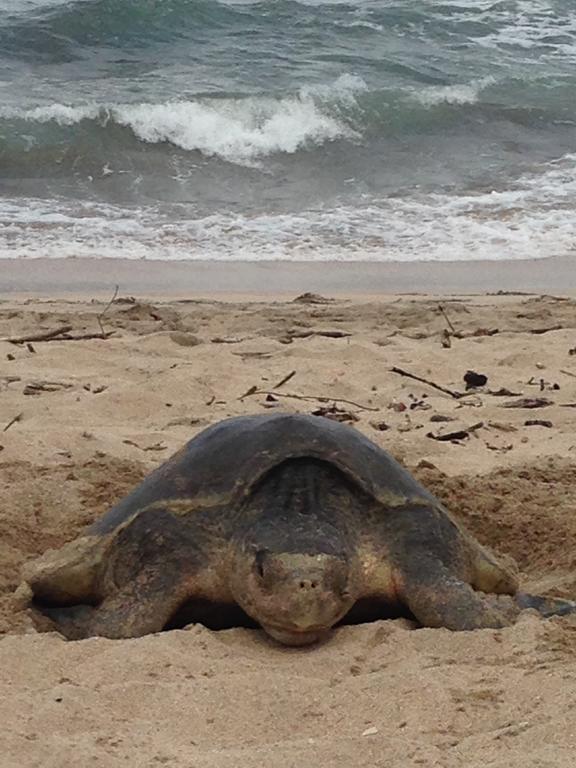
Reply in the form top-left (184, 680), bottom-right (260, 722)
top-left (262, 623), bottom-right (328, 646)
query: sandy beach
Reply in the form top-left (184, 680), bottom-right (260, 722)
top-left (2, 279), bottom-right (576, 767)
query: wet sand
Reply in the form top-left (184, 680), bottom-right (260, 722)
top-left (1, 254), bottom-right (576, 296)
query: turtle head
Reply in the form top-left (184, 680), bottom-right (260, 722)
top-left (229, 546), bottom-right (357, 646)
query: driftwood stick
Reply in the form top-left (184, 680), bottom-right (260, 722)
top-left (97, 285), bottom-right (119, 336)
top-left (438, 304), bottom-right (457, 335)
top-left (242, 388), bottom-right (379, 412)
top-left (60, 331), bottom-right (115, 341)
top-left (273, 370), bottom-right (297, 389)
top-left (390, 366), bottom-right (464, 399)
top-left (2, 325), bottom-right (73, 344)
top-left (3, 412), bottom-right (23, 432)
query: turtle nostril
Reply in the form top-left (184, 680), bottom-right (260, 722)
top-left (299, 580), bottom-right (318, 590)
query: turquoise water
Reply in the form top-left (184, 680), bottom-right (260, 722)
top-left (0, 0), bottom-right (575, 261)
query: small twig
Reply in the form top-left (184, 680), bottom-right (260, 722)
top-left (529, 325), bottom-right (563, 335)
top-left (292, 329), bottom-right (352, 339)
top-left (60, 331), bottom-right (115, 341)
top-left (2, 325), bottom-right (73, 344)
top-left (3, 412), bottom-right (23, 432)
top-left (390, 367), bottom-right (464, 399)
top-left (427, 422), bottom-right (484, 442)
top-left (241, 389), bottom-right (379, 412)
top-left (560, 403), bottom-right (576, 408)
top-left (438, 304), bottom-right (457, 335)
top-left (273, 370), bottom-right (297, 389)
top-left (97, 285), bottom-right (119, 337)
top-left (211, 336), bottom-right (248, 344)
top-left (560, 370), bottom-right (576, 379)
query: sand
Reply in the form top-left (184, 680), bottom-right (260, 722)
top-left (2, 285), bottom-right (576, 767)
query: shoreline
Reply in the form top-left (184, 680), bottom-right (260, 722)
top-left (1, 255), bottom-right (575, 297)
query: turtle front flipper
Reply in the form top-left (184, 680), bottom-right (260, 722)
top-left (515, 592), bottom-right (576, 618)
top-left (42, 570), bottom-right (192, 640)
top-left (33, 506), bottom-right (212, 640)
top-left (398, 555), bottom-right (515, 630)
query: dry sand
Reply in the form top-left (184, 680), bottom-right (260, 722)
top-left (2, 288), bottom-right (576, 767)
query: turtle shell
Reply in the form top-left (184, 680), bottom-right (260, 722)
top-left (89, 413), bottom-right (441, 536)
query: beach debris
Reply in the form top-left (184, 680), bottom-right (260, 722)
top-left (97, 284), bottom-right (119, 336)
top-left (23, 380), bottom-right (74, 395)
top-left (467, 327), bottom-right (499, 337)
top-left (487, 388), bottom-right (523, 397)
top-left (464, 370), bottom-right (488, 390)
top-left (232, 350), bottom-right (273, 359)
top-left (426, 422), bottom-right (484, 443)
top-left (437, 304), bottom-right (501, 342)
top-left (292, 292), bottom-right (335, 305)
top-left (83, 384), bottom-right (108, 394)
top-left (486, 442), bottom-right (514, 453)
top-left (438, 304), bottom-right (457, 334)
top-left (362, 727), bottom-right (379, 737)
top-left (206, 395), bottom-right (216, 406)
top-left (239, 385), bottom-right (258, 399)
top-left (524, 419), bottom-right (553, 428)
top-left (560, 369), bottom-right (576, 378)
top-left (501, 397), bottom-right (554, 409)
top-left (370, 420), bottom-right (390, 431)
top-left (417, 459), bottom-right (438, 470)
top-left (169, 332), bottom-right (203, 347)
top-left (455, 395), bottom-right (483, 408)
top-left (26, 343), bottom-right (36, 354)
top-left (527, 376), bottom-right (560, 392)
top-left (312, 404), bottom-right (359, 423)
top-left (3, 412), bottom-right (23, 432)
top-left (0, 376), bottom-right (21, 392)
top-left (123, 439), bottom-right (167, 452)
top-left (408, 394), bottom-right (431, 411)
top-left (273, 370), bottom-right (297, 389)
top-left (560, 403), bottom-right (576, 408)
top-left (430, 414), bottom-right (456, 422)
top-left (1, 325), bottom-right (115, 343)
top-left (239, 387), bottom-right (378, 411)
top-left (2, 325), bottom-right (73, 344)
top-left (388, 401), bottom-right (407, 412)
top-left (287, 329), bottom-right (352, 340)
top-left (529, 324), bottom-right (563, 335)
top-left (211, 336), bottom-right (247, 344)
top-left (164, 416), bottom-right (206, 429)
top-left (6, 353), bottom-right (15, 361)
top-left (488, 421), bottom-right (518, 433)
top-left (569, 348), bottom-right (576, 356)
top-left (390, 366), bottom-right (464, 399)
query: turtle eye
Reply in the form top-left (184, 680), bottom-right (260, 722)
top-left (254, 549), bottom-right (268, 579)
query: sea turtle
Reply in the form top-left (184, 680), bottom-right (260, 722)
top-left (22, 413), bottom-right (576, 645)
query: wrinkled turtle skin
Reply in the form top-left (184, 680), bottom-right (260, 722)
top-left (21, 413), bottom-right (576, 645)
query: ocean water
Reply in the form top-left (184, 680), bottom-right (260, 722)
top-left (0, 0), bottom-right (575, 261)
